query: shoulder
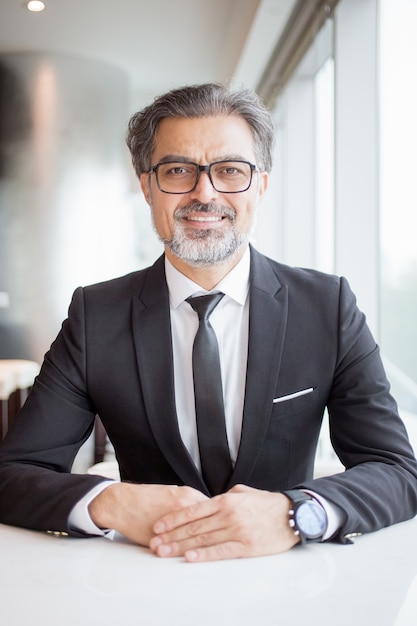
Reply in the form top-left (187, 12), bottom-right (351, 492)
top-left (251, 247), bottom-right (343, 295)
top-left (250, 249), bottom-right (361, 322)
top-left (79, 255), bottom-right (165, 301)
top-left (64, 256), bottom-right (166, 323)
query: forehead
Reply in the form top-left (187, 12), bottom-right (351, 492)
top-left (152, 115), bottom-right (256, 162)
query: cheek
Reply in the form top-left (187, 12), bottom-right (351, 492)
top-left (150, 199), bottom-right (178, 236)
top-left (236, 199), bottom-right (257, 225)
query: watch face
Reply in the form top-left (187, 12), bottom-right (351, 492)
top-left (295, 500), bottom-right (327, 539)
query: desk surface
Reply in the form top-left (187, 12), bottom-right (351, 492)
top-left (1, 518), bottom-right (417, 626)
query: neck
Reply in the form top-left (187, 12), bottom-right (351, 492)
top-left (164, 245), bottom-right (248, 291)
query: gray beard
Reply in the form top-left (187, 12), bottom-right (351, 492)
top-left (154, 202), bottom-right (252, 268)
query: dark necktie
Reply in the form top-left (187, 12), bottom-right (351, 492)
top-left (186, 293), bottom-right (232, 495)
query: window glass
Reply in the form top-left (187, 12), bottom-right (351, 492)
top-left (380, 0), bottom-right (417, 443)
top-left (314, 56), bottom-right (335, 273)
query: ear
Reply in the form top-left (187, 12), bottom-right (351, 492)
top-left (257, 171), bottom-right (269, 203)
top-left (139, 173), bottom-right (151, 204)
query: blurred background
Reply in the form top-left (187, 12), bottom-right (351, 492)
top-left (1, 0), bottom-right (416, 452)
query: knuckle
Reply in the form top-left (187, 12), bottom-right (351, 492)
top-left (177, 486), bottom-right (202, 507)
top-left (216, 542), bottom-right (240, 559)
top-left (217, 493), bottom-right (233, 510)
top-left (194, 532), bottom-right (211, 546)
top-left (185, 503), bottom-right (200, 519)
top-left (179, 486), bottom-right (194, 499)
top-left (223, 502), bottom-right (240, 522)
top-left (242, 530), bottom-right (256, 548)
top-left (186, 520), bottom-right (203, 537)
top-left (234, 522), bottom-right (250, 542)
top-left (177, 496), bottom-right (192, 509)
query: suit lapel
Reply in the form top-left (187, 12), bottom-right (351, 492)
top-left (131, 256), bottom-right (207, 492)
top-left (131, 250), bottom-right (288, 493)
top-left (230, 248), bottom-right (288, 486)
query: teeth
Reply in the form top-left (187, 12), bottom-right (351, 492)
top-left (186, 216), bottom-right (222, 222)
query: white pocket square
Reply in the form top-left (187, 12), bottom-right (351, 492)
top-left (273, 387), bottom-right (314, 404)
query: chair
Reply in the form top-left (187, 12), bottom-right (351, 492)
top-left (0, 359), bottom-right (40, 440)
top-left (87, 460), bottom-right (120, 480)
top-left (94, 415), bottom-right (109, 464)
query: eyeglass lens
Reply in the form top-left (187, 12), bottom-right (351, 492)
top-left (155, 161), bottom-right (254, 193)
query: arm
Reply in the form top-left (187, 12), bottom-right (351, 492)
top-left (149, 277), bottom-right (417, 561)
top-left (299, 277), bottom-right (417, 539)
top-left (0, 286), bottom-right (208, 539)
top-left (0, 288), bottom-right (111, 534)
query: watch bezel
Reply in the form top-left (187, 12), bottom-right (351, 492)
top-left (284, 490), bottom-right (328, 544)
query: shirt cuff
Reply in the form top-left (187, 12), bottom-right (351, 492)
top-left (303, 489), bottom-right (345, 541)
top-left (68, 481), bottom-right (116, 538)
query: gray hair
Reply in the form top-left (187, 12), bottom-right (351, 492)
top-left (126, 83), bottom-right (275, 177)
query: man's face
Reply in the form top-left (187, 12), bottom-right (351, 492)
top-left (139, 115), bottom-right (268, 268)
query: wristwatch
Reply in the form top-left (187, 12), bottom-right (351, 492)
top-left (283, 489), bottom-right (328, 544)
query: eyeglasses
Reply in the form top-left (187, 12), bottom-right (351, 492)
top-left (148, 160), bottom-right (257, 194)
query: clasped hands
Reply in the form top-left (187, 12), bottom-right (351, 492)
top-left (89, 482), bottom-right (299, 562)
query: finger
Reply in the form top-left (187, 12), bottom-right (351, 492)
top-left (153, 497), bottom-right (220, 534)
top-left (150, 527), bottom-right (231, 558)
top-left (184, 541), bottom-right (245, 562)
top-left (150, 511), bottom-right (226, 553)
top-left (182, 531), bottom-right (294, 562)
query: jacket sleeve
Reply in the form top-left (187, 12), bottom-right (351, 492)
top-left (299, 277), bottom-right (417, 541)
top-left (0, 287), bottom-right (109, 536)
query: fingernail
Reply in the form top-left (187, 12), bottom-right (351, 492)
top-left (153, 521), bottom-right (166, 533)
top-left (158, 544), bottom-right (172, 557)
top-left (150, 536), bottom-right (162, 549)
top-left (185, 550), bottom-right (198, 561)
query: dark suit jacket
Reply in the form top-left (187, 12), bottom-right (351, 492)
top-left (1, 247), bottom-right (416, 539)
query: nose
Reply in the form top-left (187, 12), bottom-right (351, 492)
top-left (189, 169), bottom-right (218, 203)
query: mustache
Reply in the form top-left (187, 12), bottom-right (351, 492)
top-left (174, 201), bottom-right (236, 221)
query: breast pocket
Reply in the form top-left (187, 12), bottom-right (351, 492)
top-left (271, 387), bottom-right (318, 418)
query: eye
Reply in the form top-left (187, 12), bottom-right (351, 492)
top-left (170, 166), bottom-right (187, 175)
top-left (159, 163), bottom-right (196, 178)
top-left (221, 166), bottom-right (240, 175)
top-left (213, 162), bottom-right (248, 178)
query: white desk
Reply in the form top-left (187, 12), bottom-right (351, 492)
top-left (1, 518), bottom-right (417, 626)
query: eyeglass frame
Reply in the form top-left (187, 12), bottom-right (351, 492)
top-left (147, 159), bottom-right (258, 194)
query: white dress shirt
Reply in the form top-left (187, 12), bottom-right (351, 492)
top-left (167, 248), bottom-right (250, 469)
top-left (69, 248), bottom-right (342, 540)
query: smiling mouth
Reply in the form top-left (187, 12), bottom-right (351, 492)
top-left (184, 215), bottom-right (224, 222)
top-left (175, 202), bottom-right (236, 225)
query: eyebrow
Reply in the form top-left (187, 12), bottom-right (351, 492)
top-left (155, 154), bottom-right (252, 164)
top-left (156, 155), bottom-right (194, 164)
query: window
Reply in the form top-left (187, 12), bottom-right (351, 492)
top-left (379, 0), bottom-right (417, 441)
top-left (257, 16), bottom-right (335, 272)
top-left (314, 55), bottom-right (335, 273)
top-left (256, 0), bottom-right (417, 460)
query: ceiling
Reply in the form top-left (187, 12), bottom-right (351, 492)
top-left (0, 0), bottom-right (296, 106)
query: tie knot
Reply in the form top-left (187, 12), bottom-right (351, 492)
top-left (186, 293), bottom-right (224, 320)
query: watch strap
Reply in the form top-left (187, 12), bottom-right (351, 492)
top-left (283, 489), bottom-right (312, 505)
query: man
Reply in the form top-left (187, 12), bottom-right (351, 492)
top-left (0, 83), bottom-right (416, 562)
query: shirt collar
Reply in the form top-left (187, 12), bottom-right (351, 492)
top-left (165, 247), bottom-right (250, 309)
